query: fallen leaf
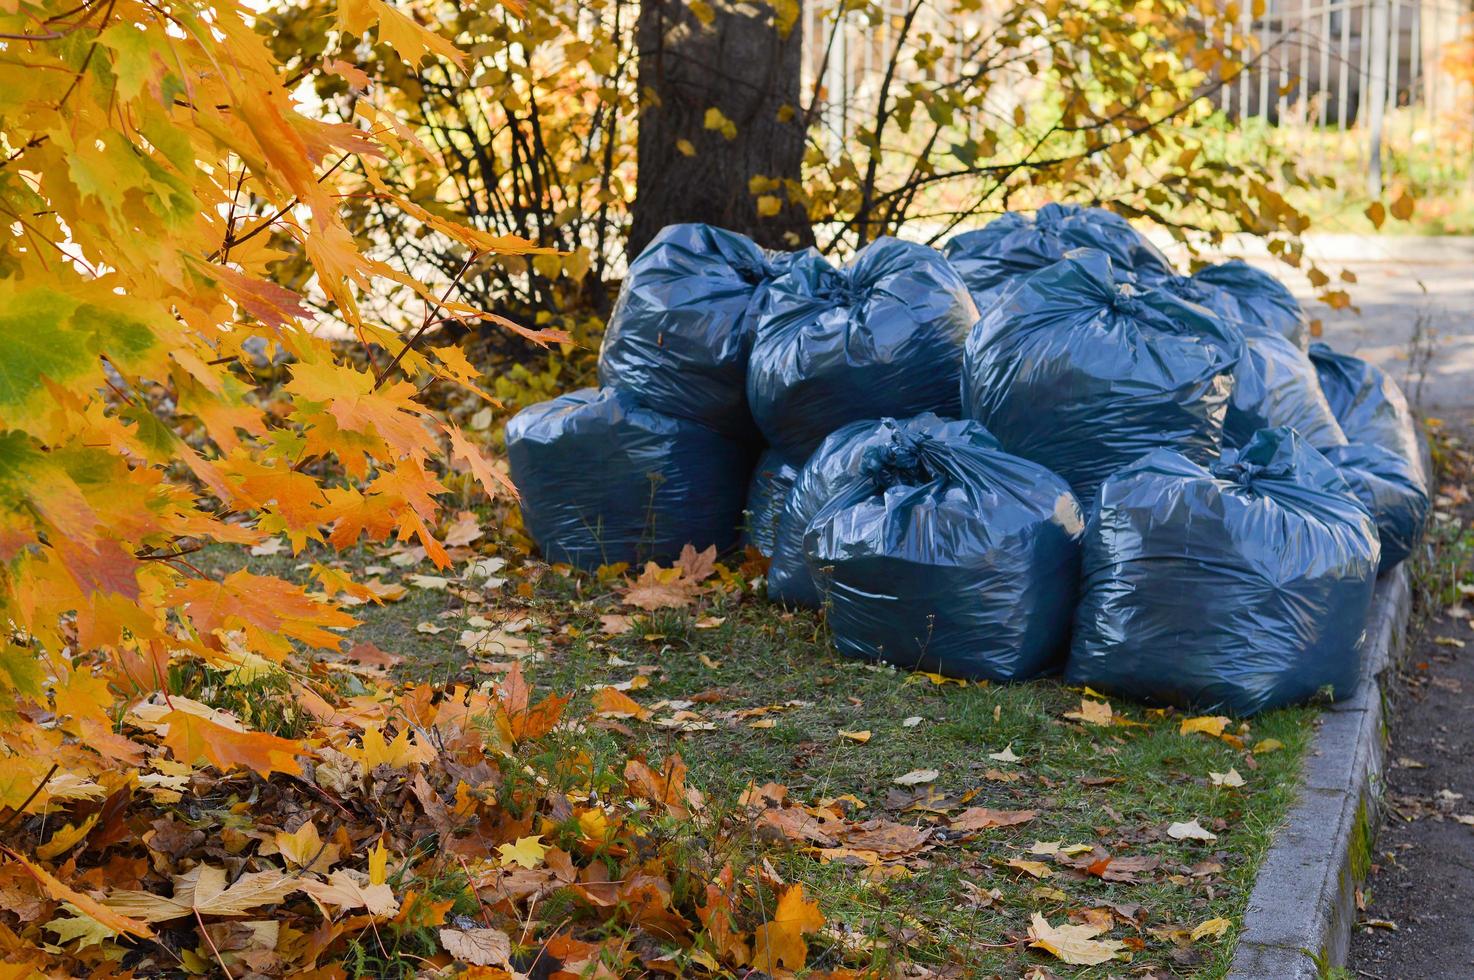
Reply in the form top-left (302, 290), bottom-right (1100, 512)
top-left (623, 562), bottom-right (699, 610)
top-left (1210, 768), bottom-right (1245, 788)
top-left (105, 866), bottom-right (300, 922)
top-left (1006, 859), bottom-right (1053, 878)
top-left (1167, 819), bottom-right (1218, 842)
top-left (838, 730), bottom-right (871, 744)
top-left (300, 869), bottom-right (398, 916)
top-left (406, 573), bottom-right (448, 590)
top-left (988, 744), bottom-right (1021, 763)
top-left (751, 883), bottom-right (824, 972)
top-left (2, 849), bottom-right (152, 939)
top-left (892, 769), bottom-right (939, 786)
top-left (415, 621), bottom-right (446, 634)
top-left (1028, 912), bottom-right (1127, 965)
top-left (498, 835), bottom-right (547, 869)
top-left (440, 926), bottom-right (512, 967)
top-left (1252, 738), bottom-right (1284, 754)
top-left (1191, 917), bottom-right (1231, 941)
top-left (1180, 716), bottom-right (1230, 737)
top-left (1064, 699), bottom-right (1112, 726)
top-left (592, 687), bottom-right (651, 721)
top-left (902, 716), bottom-right (922, 728)
top-left (951, 807), bottom-right (1037, 832)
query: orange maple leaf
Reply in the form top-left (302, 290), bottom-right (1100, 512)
top-left (1, 847), bottom-right (153, 939)
top-left (751, 883), bottom-right (825, 973)
top-left (159, 709), bottom-right (305, 777)
top-left (494, 662), bottom-right (567, 743)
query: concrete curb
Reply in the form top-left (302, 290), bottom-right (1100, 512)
top-left (1227, 564), bottom-right (1413, 979)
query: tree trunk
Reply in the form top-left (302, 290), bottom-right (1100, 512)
top-left (630, 0), bottom-right (813, 256)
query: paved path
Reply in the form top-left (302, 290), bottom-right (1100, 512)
top-left (1216, 236), bottom-right (1474, 414)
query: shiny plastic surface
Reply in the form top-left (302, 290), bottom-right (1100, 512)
top-left (767, 417), bottom-right (925, 608)
top-left (505, 387), bottom-right (751, 571)
top-left (962, 249), bottom-right (1242, 511)
top-left (598, 223), bottom-right (799, 439)
top-left (942, 203), bottom-right (1175, 309)
top-left (803, 416), bottom-right (1084, 681)
top-left (1309, 343), bottom-right (1429, 570)
top-left (1191, 259), bottom-right (1311, 350)
top-left (746, 237), bottom-right (976, 463)
top-left (1224, 332), bottom-right (1347, 451)
top-left (1066, 427), bottom-right (1381, 716)
top-left (742, 449), bottom-right (799, 557)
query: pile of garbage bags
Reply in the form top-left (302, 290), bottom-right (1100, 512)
top-left (505, 213), bottom-right (1428, 715)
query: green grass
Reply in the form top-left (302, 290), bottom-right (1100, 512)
top-left (203, 539), bottom-right (1317, 977)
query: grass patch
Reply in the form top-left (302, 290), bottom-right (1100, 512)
top-left (206, 537), bottom-right (1318, 977)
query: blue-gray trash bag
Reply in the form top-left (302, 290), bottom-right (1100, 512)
top-left (962, 249), bottom-right (1242, 511)
top-left (505, 387), bottom-right (751, 571)
top-left (742, 449), bottom-right (799, 557)
top-left (766, 417), bottom-right (912, 608)
top-left (1309, 343), bottom-right (1429, 570)
top-left (1066, 427), bottom-right (1381, 716)
top-left (746, 237), bottom-right (976, 463)
top-left (1321, 442), bottom-right (1429, 572)
top-left (598, 223), bottom-right (799, 440)
top-left (1309, 343), bottom-right (1426, 482)
top-left (803, 416), bottom-right (1084, 681)
top-left (1223, 332), bottom-right (1347, 451)
top-left (942, 203), bottom-right (1175, 309)
top-left (1190, 259), bottom-right (1310, 350)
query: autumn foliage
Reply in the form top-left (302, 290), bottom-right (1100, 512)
top-left (0, 0), bottom-right (809, 974)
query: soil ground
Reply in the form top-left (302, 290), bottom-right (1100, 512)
top-left (1348, 423), bottom-right (1474, 979)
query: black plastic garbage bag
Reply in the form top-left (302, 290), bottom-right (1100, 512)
top-left (803, 416), bottom-right (1085, 681)
top-left (766, 418), bottom-right (908, 608)
top-left (505, 387), bottom-right (751, 571)
top-left (1308, 343), bottom-right (1429, 570)
top-left (746, 238), bottom-right (976, 463)
top-left (962, 249), bottom-right (1242, 511)
top-left (943, 203), bottom-right (1175, 309)
top-left (598, 223), bottom-right (798, 440)
top-left (1223, 332), bottom-right (1347, 451)
top-left (742, 449), bottom-right (799, 557)
top-left (1066, 427), bottom-right (1381, 716)
top-left (1309, 343), bottom-right (1427, 483)
top-left (1321, 442), bottom-right (1429, 572)
top-left (1190, 260), bottom-right (1310, 350)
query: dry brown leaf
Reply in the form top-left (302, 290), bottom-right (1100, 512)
top-left (622, 562), bottom-right (699, 610)
top-left (950, 807), bottom-right (1037, 832)
top-left (299, 870), bottom-right (399, 916)
top-left (439, 926), bottom-right (512, 966)
top-left (104, 866), bottom-right (299, 922)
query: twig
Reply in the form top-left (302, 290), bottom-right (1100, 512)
top-left (372, 250), bottom-right (479, 390)
top-left (0, 764), bottom-right (58, 835)
top-left (195, 908), bottom-right (236, 980)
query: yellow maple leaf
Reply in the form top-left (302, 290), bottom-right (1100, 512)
top-left (1027, 912), bottom-right (1128, 966)
top-left (1179, 715), bottom-right (1230, 737)
top-left (751, 884), bottom-right (825, 972)
top-left (274, 821), bottom-right (336, 873)
top-left (497, 835), bottom-right (547, 870)
top-left (1064, 698), bottom-right (1113, 726)
top-left (1191, 916), bottom-right (1232, 941)
top-left (368, 839), bottom-right (391, 886)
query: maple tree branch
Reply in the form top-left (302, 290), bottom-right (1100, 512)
top-left (55, 0), bottom-right (116, 111)
top-left (372, 249), bottom-right (479, 390)
top-left (208, 153), bottom-right (355, 262)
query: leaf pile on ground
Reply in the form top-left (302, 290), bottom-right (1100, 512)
top-left (168, 518), bottom-right (1320, 977)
